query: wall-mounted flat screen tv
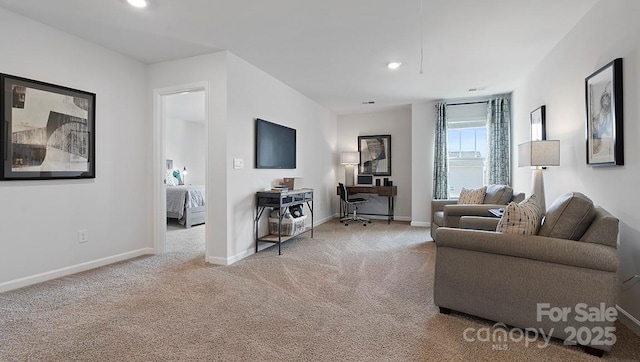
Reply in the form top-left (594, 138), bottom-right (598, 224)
top-left (255, 118), bottom-right (296, 169)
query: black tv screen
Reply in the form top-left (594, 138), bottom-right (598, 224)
top-left (255, 118), bottom-right (296, 169)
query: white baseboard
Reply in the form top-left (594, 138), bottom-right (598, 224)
top-left (411, 221), bottom-right (430, 227)
top-left (315, 214), bottom-right (337, 225)
top-left (0, 247), bottom-right (155, 293)
top-left (617, 305), bottom-right (640, 337)
top-left (206, 247), bottom-right (256, 266)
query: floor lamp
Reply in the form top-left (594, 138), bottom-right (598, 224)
top-left (518, 140), bottom-right (560, 213)
top-left (340, 152), bottom-right (360, 186)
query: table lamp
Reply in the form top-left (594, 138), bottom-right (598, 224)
top-left (340, 152), bottom-right (360, 186)
top-left (518, 140), bottom-right (560, 213)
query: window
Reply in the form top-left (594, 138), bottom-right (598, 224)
top-left (446, 103), bottom-right (487, 198)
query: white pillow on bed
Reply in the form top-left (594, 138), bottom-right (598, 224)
top-left (165, 170), bottom-right (179, 186)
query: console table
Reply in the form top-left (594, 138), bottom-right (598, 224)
top-left (336, 185), bottom-right (397, 224)
top-left (255, 189), bottom-right (314, 255)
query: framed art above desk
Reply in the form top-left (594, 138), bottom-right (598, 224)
top-left (336, 185), bottom-right (397, 224)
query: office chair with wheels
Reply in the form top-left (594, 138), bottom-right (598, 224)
top-left (338, 183), bottom-right (371, 226)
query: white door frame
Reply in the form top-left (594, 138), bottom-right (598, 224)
top-left (152, 82), bottom-right (209, 254)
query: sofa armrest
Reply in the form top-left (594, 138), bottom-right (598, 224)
top-left (435, 228), bottom-right (618, 272)
top-left (443, 203), bottom-right (505, 217)
top-left (459, 216), bottom-right (500, 231)
top-left (431, 200), bottom-right (458, 222)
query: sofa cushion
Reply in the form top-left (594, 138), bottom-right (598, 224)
top-left (538, 192), bottom-right (596, 241)
top-left (458, 186), bottom-right (486, 204)
top-left (484, 184), bottom-right (514, 205)
top-left (496, 195), bottom-right (542, 235)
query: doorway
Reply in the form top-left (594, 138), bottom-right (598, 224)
top-left (153, 83), bottom-right (208, 255)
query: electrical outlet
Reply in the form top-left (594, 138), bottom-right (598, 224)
top-left (78, 230), bottom-right (89, 243)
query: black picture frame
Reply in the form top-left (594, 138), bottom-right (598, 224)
top-left (530, 105), bottom-right (546, 141)
top-left (1, 74), bottom-right (96, 180)
top-left (358, 135), bottom-right (391, 176)
top-left (585, 58), bottom-right (623, 166)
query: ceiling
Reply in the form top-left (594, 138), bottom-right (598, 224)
top-left (0, 0), bottom-right (598, 114)
top-left (165, 91), bottom-right (205, 124)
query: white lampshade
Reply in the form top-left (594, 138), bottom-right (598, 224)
top-left (518, 140), bottom-right (560, 167)
top-left (518, 140), bottom-right (560, 214)
top-left (340, 152), bottom-right (360, 165)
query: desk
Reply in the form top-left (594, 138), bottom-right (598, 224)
top-left (337, 185), bottom-right (397, 224)
top-left (255, 189), bottom-right (314, 255)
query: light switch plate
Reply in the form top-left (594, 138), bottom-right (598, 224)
top-left (233, 158), bottom-right (244, 169)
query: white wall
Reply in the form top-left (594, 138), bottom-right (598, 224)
top-left (226, 52), bottom-right (338, 259)
top-left (0, 8), bottom-right (150, 290)
top-left (148, 52), bottom-right (229, 263)
top-left (337, 107), bottom-right (412, 220)
top-left (411, 102), bottom-right (437, 226)
top-left (511, 0), bottom-right (640, 332)
top-left (167, 119), bottom-right (206, 185)
top-left (149, 51), bottom-right (337, 264)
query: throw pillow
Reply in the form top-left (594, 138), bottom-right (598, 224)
top-left (538, 192), bottom-right (595, 240)
top-left (484, 184), bottom-right (514, 205)
top-left (496, 195), bottom-right (543, 235)
top-left (165, 170), bottom-right (179, 186)
top-left (173, 170), bottom-right (183, 185)
top-left (458, 186), bottom-right (487, 204)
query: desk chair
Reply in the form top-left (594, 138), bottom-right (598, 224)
top-left (338, 183), bottom-right (371, 226)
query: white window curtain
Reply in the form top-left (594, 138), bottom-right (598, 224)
top-left (432, 102), bottom-right (449, 199)
top-left (486, 97), bottom-right (511, 185)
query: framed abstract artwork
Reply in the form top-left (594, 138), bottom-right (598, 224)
top-left (585, 58), bottom-right (623, 166)
top-left (358, 135), bottom-right (391, 176)
top-left (530, 105), bottom-right (546, 141)
top-left (0, 74), bottom-right (96, 180)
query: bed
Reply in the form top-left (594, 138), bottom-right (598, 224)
top-left (166, 185), bottom-right (206, 228)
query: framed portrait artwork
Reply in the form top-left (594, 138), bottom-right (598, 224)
top-left (585, 58), bottom-right (623, 166)
top-left (530, 105), bottom-right (546, 141)
top-left (358, 135), bottom-right (391, 176)
top-left (0, 74), bottom-right (96, 180)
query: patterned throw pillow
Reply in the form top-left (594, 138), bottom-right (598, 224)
top-left (173, 170), bottom-right (183, 185)
top-left (458, 186), bottom-right (487, 204)
top-left (496, 195), bottom-right (543, 235)
top-left (165, 170), bottom-right (179, 186)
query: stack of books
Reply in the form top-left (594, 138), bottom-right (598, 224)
top-left (271, 185), bottom-right (289, 192)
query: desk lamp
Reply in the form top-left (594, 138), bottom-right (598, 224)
top-left (340, 152), bottom-right (360, 186)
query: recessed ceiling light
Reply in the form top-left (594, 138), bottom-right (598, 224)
top-left (387, 62), bottom-right (402, 70)
top-left (127, 0), bottom-right (148, 8)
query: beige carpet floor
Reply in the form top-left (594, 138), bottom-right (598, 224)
top-left (1, 220), bottom-right (639, 361)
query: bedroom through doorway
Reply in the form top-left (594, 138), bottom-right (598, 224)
top-left (160, 88), bottom-right (207, 254)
